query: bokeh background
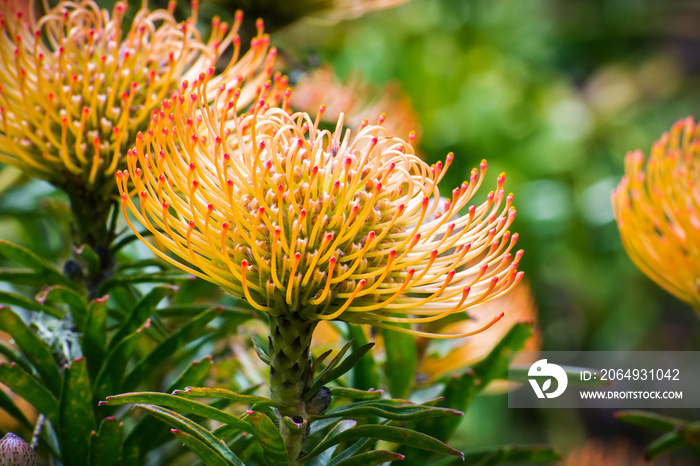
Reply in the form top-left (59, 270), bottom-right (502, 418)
top-left (2, 0), bottom-right (700, 463)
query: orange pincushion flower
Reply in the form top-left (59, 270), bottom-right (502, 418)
top-left (0, 0), bottom-right (276, 196)
top-left (612, 117), bottom-right (700, 308)
top-left (116, 80), bottom-right (523, 337)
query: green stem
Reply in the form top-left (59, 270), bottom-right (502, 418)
top-left (65, 186), bottom-right (117, 299)
top-left (268, 314), bottom-right (317, 465)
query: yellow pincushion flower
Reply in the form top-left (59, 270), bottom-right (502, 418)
top-left (116, 80), bottom-right (523, 338)
top-left (0, 0), bottom-right (276, 196)
top-left (612, 117), bottom-right (700, 309)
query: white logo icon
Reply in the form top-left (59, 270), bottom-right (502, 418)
top-left (528, 359), bottom-right (568, 399)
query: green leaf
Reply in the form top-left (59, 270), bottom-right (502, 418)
top-left (134, 404), bottom-right (244, 466)
top-left (312, 420), bottom-right (359, 466)
top-left (326, 437), bottom-right (369, 466)
top-left (83, 296), bottom-right (109, 383)
top-left (316, 400), bottom-right (463, 422)
top-left (157, 304), bottom-right (255, 321)
top-left (123, 308), bottom-right (220, 390)
top-left (347, 325), bottom-right (379, 391)
top-left (246, 410), bottom-right (289, 466)
top-left (457, 444), bottom-right (562, 464)
top-left (73, 245), bottom-right (101, 277)
top-left (615, 410), bottom-right (687, 432)
top-left (306, 341), bottom-right (375, 401)
top-left (109, 285), bottom-right (177, 350)
top-left (0, 268), bottom-right (45, 285)
top-left (60, 357), bottom-right (97, 466)
top-left (0, 362), bottom-right (59, 424)
top-left (89, 416), bottom-right (124, 466)
top-left (382, 328), bottom-right (417, 399)
top-left (334, 450), bottom-right (405, 466)
top-left (93, 323), bottom-right (146, 402)
top-left (167, 356), bottom-right (214, 392)
top-left (170, 429), bottom-right (229, 466)
top-left (173, 386), bottom-right (280, 407)
top-left (122, 357), bottom-right (214, 462)
top-left (98, 272), bottom-right (193, 294)
top-left (0, 240), bottom-right (76, 288)
top-left (101, 392), bottom-right (253, 435)
top-left (0, 382), bottom-right (33, 430)
top-left (306, 425), bottom-right (463, 461)
top-left (0, 339), bottom-right (33, 374)
top-left (0, 291), bottom-right (63, 319)
top-left (35, 286), bottom-right (87, 332)
top-left (645, 432), bottom-right (686, 460)
top-left (0, 306), bottom-right (62, 394)
top-left (329, 387), bottom-right (384, 400)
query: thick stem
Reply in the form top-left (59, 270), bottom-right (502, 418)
top-left (268, 314), bottom-right (317, 465)
top-left (65, 186), bottom-right (117, 299)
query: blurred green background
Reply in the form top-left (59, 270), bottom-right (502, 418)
top-left (268, 0), bottom-right (700, 462)
top-left (3, 0), bottom-right (700, 462)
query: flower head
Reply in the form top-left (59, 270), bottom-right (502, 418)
top-left (0, 0), bottom-right (276, 197)
top-left (117, 82), bottom-right (523, 338)
top-left (612, 117), bottom-right (700, 308)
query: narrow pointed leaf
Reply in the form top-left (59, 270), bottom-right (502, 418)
top-left (101, 392), bottom-right (253, 434)
top-left (457, 444), bottom-right (562, 464)
top-left (348, 325), bottom-right (379, 391)
top-left (306, 342), bottom-right (374, 400)
top-left (615, 410), bottom-right (686, 432)
top-left (83, 296), bottom-right (109, 383)
top-left (173, 386), bottom-right (279, 407)
top-left (329, 387), bottom-right (384, 400)
top-left (383, 328), bottom-right (417, 399)
top-left (246, 410), bottom-right (288, 466)
top-left (170, 429), bottom-right (229, 466)
top-left (334, 450), bottom-right (405, 466)
top-left (89, 416), bottom-right (124, 466)
top-left (0, 340), bottom-right (32, 374)
top-left (645, 432), bottom-right (685, 460)
top-left (327, 438), bottom-right (371, 466)
top-left (60, 357), bottom-right (96, 466)
top-left (0, 384), bottom-right (33, 430)
top-left (73, 245), bottom-right (101, 277)
top-left (0, 306), bottom-right (62, 394)
top-left (109, 285), bottom-right (177, 350)
top-left (93, 324), bottom-right (145, 401)
top-left (316, 401), bottom-right (462, 422)
top-left (0, 362), bottom-right (58, 424)
top-left (0, 240), bottom-right (76, 288)
top-left (98, 273), bottom-right (193, 294)
top-left (0, 269), bottom-right (44, 285)
top-left (35, 286), bottom-right (87, 332)
top-left (134, 404), bottom-right (243, 466)
top-left (0, 291), bottom-right (63, 318)
top-left (306, 425), bottom-right (463, 460)
top-left (123, 308), bottom-right (219, 390)
top-left (123, 357), bottom-right (213, 462)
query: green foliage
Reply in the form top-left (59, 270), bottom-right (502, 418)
top-left (616, 411), bottom-right (700, 459)
top-left (0, 235), bottom-right (252, 464)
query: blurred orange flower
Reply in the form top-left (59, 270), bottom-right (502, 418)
top-left (612, 117), bottom-right (700, 309)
